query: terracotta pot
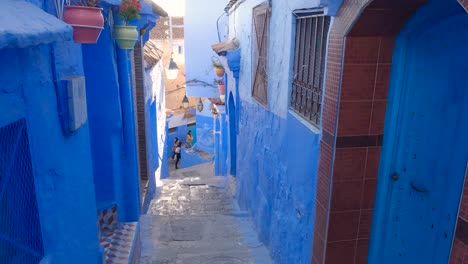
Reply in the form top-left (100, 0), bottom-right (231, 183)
top-left (214, 66), bottom-right (225, 77)
top-left (218, 84), bottom-right (225, 95)
top-left (64, 6), bottom-right (104, 44)
top-left (114, 26), bottom-right (139, 49)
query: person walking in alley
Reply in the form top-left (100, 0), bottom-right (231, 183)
top-left (175, 141), bottom-right (182, 169)
top-left (171, 137), bottom-right (179, 159)
top-left (185, 130), bottom-right (193, 148)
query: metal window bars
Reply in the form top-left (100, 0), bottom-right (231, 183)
top-left (291, 15), bottom-right (331, 126)
top-left (0, 119), bottom-right (44, 264)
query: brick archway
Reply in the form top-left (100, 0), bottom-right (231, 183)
top-left (312, 0), bottom-right (468, 263)
top-left (311, 0), bottom-right (433, 263)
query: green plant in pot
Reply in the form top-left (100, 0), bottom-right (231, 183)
top-left (212, 57), bottom-right (225, 77)
top-left (114, 0), bottom-right (142, 49)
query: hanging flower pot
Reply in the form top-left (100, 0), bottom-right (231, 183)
top-left (218, 84), bottom-right (225, 95)
top-left (212, 57), bottom-right (225, 77)
top-left (63, 5), bottom-right (104, 44)
top-left (114, 0), bottom-right (142, 49)
top-left (214, 66), bottom-right (225, 77)
top-left (114, 25), bottom-right (138, 49)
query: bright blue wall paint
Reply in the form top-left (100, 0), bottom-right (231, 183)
top-left (1, 0), bottom-right (160, 261)
top-left (115, 46), bottom-right (141, 221)
top-left (82, 20), bottom-right (122, 208)
top-left (0, 43), bottom-right (101, 263)
top-left (227, 94), bottom-right (237, 175)
top-left (195, 112), bottom-right (215, 154)
top-left (236, 101), bottom-right (320, 263)
top-left (142, 62), bottom-right (167, 211)
top-left (214, 111), bottom-right (228, 176)
top-left (369, 0), bottom-right (468, 263)
top-left (83, 5), bottom-right (158, 220)
top-left (167, 123), bottom-right (195, 151)
top-left (181, 149), bottom-right (214, 169)
top-left (224, 50), bottom-right (241, 176)
top-left (224, 1), bottom-right (329, 261)
top-left (167, 123), bottom-right (213, 170)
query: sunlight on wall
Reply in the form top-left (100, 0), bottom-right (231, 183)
top-left (152, 0), bottom-right (185, 16)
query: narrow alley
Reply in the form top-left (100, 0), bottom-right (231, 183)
top-left (140, 163), bottom-right (272, 263)
top-left (1, 0), bottom-right (468, 263)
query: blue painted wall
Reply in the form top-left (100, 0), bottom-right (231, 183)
top-left (167, 121), bottom-right (214, 169)
top-left (236, 102), bottom-right (320, 263)
top-left (223, 0), bottom-right (344, 262)
top-left (142, 56), bottom-right (166, 212)
top-left (83, 4), bottom-right (159, 221)
top-left (195, 102), bottom-right (216, 155)
top-left (82, 19), bottom-right (123, 210)
top-left (0, 0), bottom-right (160, 262)
top-left (0, 33), bottom-right (101, 264)
top-left (214, 109), bottom-right (228, 176)
top-left (166, 101), bottom-right (216, 170)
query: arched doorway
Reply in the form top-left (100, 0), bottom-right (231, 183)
top-left (310, 0), bottom-right (468, 263)
top-left (370, 0), bottom-right (468, 262)
top-left (228, 92), bottom-right (237, 176)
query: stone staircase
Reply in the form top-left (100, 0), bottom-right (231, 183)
top-left (97, 205), bottom-right (140, 264)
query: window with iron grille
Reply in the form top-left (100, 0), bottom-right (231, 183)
top-left (252, 2), bottom-right (270, 106)
top-left (291, 14), bottom-right (331, 126)
top-left (0, 119), bottom-right (44, 263)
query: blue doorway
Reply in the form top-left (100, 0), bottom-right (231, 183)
top-left (228, 93), bottom-right (237, 176)
top-left (369, 0), bottom-right (468, 263)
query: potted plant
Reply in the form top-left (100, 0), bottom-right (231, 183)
top-left (212, 58), bottom-right (225, 77)
top-left (114, 0), bottom-right (142, 49)
top-left (214, 79), bottom-right (225, 96)
top-left (63, 0), bottom-right (104, 43)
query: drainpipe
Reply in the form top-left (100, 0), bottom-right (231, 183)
top-left (116, 48), bottom-right (140, 221)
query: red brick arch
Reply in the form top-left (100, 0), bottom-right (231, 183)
top-left (311, 0), bottom-right (432, 263)
top-left (312, 0), bottom-right (468, 263)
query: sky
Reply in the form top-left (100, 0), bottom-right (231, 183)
top-left (152, 0), bottom-right (185, 17)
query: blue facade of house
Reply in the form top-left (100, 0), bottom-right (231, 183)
top-left (221, 0), bottom-right (342, 262)
top-left (142, 51), bottom-right (167, 213)
top-left (0, 0), bottom-right (161, 262)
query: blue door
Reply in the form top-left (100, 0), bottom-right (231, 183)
top-left (228, 93), bottom-right (237, 175)
top-left (374, 2), bottom-right (468, 263)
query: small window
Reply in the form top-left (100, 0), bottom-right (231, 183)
top-left (290, 14), bottom-right (330, 126)
top-left (251, 2), bottom-right (270, 106)
top-left (178, 45), bottom-right (183, 55)
top-left (168, 127), bottom-right (177, 133)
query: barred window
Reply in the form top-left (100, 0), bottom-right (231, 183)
top-left (291, 14), bottom-right (331, 126)
top-left (252, 2), bottom-right (270, 106)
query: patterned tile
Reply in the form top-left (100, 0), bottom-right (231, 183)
top-left (98, 205), bottom-right (119, 234)
top-left (100, 222), bottom-right (139, 264)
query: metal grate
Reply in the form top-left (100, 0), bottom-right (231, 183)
top-left (291, 15), bottom-right (331, 126)
top-left (0, 119), bottom-right (44, 263)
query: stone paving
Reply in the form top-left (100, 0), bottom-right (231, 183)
top-left (140, 163), bottom-right (272, 264)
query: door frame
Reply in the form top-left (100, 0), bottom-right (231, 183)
top-left (367, 0), bottom-right (467, 262)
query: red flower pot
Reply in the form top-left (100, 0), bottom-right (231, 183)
top-left (218, 84), bottom-right (225, 95)
top-left (64, 6), bottom-right (104, 44)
